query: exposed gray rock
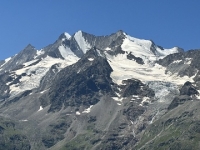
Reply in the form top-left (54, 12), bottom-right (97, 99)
top-left (120, 79), bottom-right (155, 97)
top-left (168, 95), bottom-right (192, 110)
top-left (0, 44), bottom-right (37, 72)
top-left (180, 81), bottom-right (198, 96)
top-left (168, 81), bottom-right (198, 110)
top-left (127, 52), bottom-right (144, 64)
top-left (158, 49), bottom-right (200, 77)
top-left (46, 48), bottom-right (115, 112)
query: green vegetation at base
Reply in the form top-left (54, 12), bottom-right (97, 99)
top-left (0, 117), bottom-right (31, 150)
top-left (60, 124), bottom-right (101, 150)
top-left (136, 112), bottom-right (200, 150)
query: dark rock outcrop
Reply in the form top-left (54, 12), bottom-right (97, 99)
top-left (168, 95), bottom-right (192, 110)
top-left (157, 49), bottom-right (200, 77)
top-left (120, 79), bottom-right (155, 98)
top-left (127, 52), bottom-right (144, 64)
top-left (168, 81), bottom-right (198, 110)
top-left (47, 48), bottom-right (115, 112)
top-left (180, 81), bottom-right (198, 96)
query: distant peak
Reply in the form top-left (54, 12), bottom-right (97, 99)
top-left (175, 47), bottom-right (184, 52)
top-left (25, 44), bottom-right (35, 49)
top-left (74, 30), bottom-right (92, 36)
top-left (58, 32), bottom-right (71, 40)
top-left (74, 30), bottom-right (83, 36)
top-left (77, 30), bottom-right (82, 33)
top-left (64, 32), bottom-right (71, 39)
top-left (116, 30), bottom-right (124, 35)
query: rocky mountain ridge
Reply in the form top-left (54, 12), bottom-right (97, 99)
top-left (0, 30), bottom-right (200, 150)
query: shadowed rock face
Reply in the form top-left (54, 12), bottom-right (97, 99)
top-left (0, 44), bottom-right (37, 73)
top-left (168, 95), bottom-right (192, 110)
top-left (127, 52), bottom-right (144, 64)
top-left (157, 49), bottom-right (200, 77)
top-left (81, 30), bottom-right (126, 50)
top-left (180, 81), bottom-right (198, 96)
top-left (120, 79), bottom-right (155, 98)
top-left (168, 81), bottom-right (198, 110)
top-left (0, 73), bottom-right (10, 99)
top-left (47, 48), bottom-right (115, 112)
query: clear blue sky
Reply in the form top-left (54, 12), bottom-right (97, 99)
top-left (0, 1), bottom-right (200, 60)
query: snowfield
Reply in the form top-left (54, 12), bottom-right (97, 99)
top-left (107, 53), bottom-right (193, 85)
top-left (2, 32), bottom-right (190, 99)
top-left (9, 55), bottom-right (79, 97)
top-left (74, 30), bottom-right (91, 54)
top-left (106, 33), bottom-right (192, 86)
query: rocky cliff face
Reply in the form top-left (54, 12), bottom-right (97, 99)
top-left (0, 30), bottom-right (199, 150)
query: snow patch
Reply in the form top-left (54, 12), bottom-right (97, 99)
top-left (34, 49), bottom-right (45, 58)
top-left (132, 95), bottom-right (139, 98)
top-left (112, 97), bottom-right (123, 102)
top-left (64, 32), bottom-right (71, 39)
top-left (88, 58), bottom-right (94, 61)
top-left (185, 58), bottom-right (192, 65)
top-left (156, 47), bottom-right (180, 59)
top-left (74, 31), bottom-right (91, 54)
top-left (82, 105), bottom-right (93, 113)
top-left (5, 57), bottom-right (11, 63)
top-left (0, 57), bottom-right (11, 68)
top-left (23, 59), bottom-right (39, 67)
top-left (40, 89), bottom-right (48, 94)
top-left (20, 120), bottom-right (28, 122)
top-left (38, 106), bottom-right (43, 112)
top-left (115, 92), bottom-right (120, 97)
top-left (140, 97), bottom-right (150, 106)
top-left (172, 60), bottom-right (182, 64)
top-left (58, 45), bottom-right (78, 59)
top-left (195, 90), bottom-right (200, 99)
top-left (10, 56), bottom-right (79, 97)
top-left (149, 111), bottom-right (159, 124)
top-left (76, 111), bottom-right (81, 115)
top-left (105, 47), bottom-right (111, 50)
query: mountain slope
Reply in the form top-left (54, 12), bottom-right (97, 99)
top-left (0, 30), bottom-right (199, 150)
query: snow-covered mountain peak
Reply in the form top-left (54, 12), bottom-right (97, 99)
top-left (64, 32), bottom-right (71, 39)
top-left (155, 46), bottom-right (182, 58)
top-left (58, 32), bottom-right (71, 42)
top-left (1, 30), bottom-right (200, 150)
top-left (58, 44), bottom-right (79, 60)
top-left (0, 30), bottom-right (189, 99)
top-left (125, 34), bottom-right (153, 50)
top-left (74, 30), bottom-right (92, 54)
top-left (115, 30), bottom-right (126, 36)
top-left (120, 34), bottom-right (181, 64)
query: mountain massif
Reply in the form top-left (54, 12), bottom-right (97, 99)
top-left (0, 30), bottom-right (200, 150)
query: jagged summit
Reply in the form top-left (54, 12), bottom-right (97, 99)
top-left (25, 43), bottom-right (35, 49)
top-left (58, 32), bottom-right (71, 40)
